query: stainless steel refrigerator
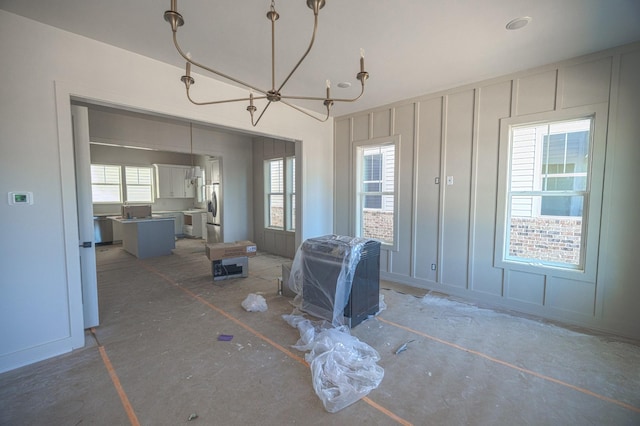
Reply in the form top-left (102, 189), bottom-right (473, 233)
top-left (205, 183), bottom-right (221, 243)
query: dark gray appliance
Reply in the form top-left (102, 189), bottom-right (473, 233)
top-left (93, 216), bottom-right (113, 245)
top-left (212, 256), bottom-right (248, 281)
top-left (300, 235), bottom-right (381, 327)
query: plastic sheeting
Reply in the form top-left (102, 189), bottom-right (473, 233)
top-left (283, 314), bottom-right (384, 413)
top-left (241, 293), bottom-right (267, 312)
top-left (287, 235), bottom-right (375, 327)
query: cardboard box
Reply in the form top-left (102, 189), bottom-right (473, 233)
top-left (206, 240), bottom-right (257, 261)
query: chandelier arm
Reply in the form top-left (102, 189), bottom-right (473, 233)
top-left (280, 84), bottom-right (365, 103)
top-left (276, 9), bottom-right (319, 94)
top-left (325, 87), bottom-right (366, 103)
top-left (251, 101), bottom-right (274, 127)
top-left (280, 100), bottom-right (330, 122)
top-left (185, 88), bottom-right (267, 106)
top-left (172, 32), bottom-right (267, 95)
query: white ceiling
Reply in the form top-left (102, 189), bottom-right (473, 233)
top-left (2, 0), bottom-right (640, 117)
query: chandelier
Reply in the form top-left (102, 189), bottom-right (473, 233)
top-left (163, 0), bottom-right (369, 126)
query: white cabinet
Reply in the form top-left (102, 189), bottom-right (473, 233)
top-left (210, 158), bottom-right (220, 183)
top-left (183, 211), bottom-right (205, 238)
top-left (154, 164), bottom-right (196, 198)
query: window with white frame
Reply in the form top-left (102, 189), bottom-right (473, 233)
top-left (286, 156), bottom-right (296, 231)
top-left (125, 166), bottom-right (154, 203)
top-left (505, 117), bottom-right (592, 268)
top-left (266, 158), bottom-right (284, 229)
top-left (355, 142), bottom-right (396, 246)
top-left (265, 156), bottom-right (295, 231)
top-left (90, 164), bottom-right (122, 203)
top-left (90, 164), bottom-right (155, 204)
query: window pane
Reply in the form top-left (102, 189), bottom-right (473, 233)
top-left (364, 195), bottom-right (382, 209)
top-left (92, 185), bottom-right (121, 203)
top-left (125, 166), bottom-right (154, 203)
top-left (269, 194), bottom-right (284, 228)
top-left (364, 182), bottom-right (382, 192)
top-left (270, 159), bottom-right (283, 192)
top-left (508, 195), bottom-right (582, 265)
top-left (364, 154), bottom-right (382, 181)
top-left (127, 186), bottom-right (153, 202)
top-left (290, 193), bottom-right (296, 231)
top-left (362, 198), bottom-right (393, 242)
top-left (286, 156), bottom-right (295, 231)
top-left (541, 195), bottom-right (583, 217)
top-left (91, 164), bottom-right (122, 203)
top-left (126, 167), bottom-right (152, 185)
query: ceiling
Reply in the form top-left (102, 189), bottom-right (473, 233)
top-left (2, 0), bottom-right (640, 117)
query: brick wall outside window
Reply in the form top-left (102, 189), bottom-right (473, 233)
top-left (509, 217), bottom-right (582, 265)
top-left (363, 210), bottom-right (393, 242)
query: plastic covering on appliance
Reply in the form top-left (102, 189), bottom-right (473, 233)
top-left (287, 234), bottom-right (375, 327)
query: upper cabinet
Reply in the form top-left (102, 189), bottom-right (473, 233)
top-left (207, 158), bottom-right (220, 184)
top-left (154, 164), bottom-right (196, 198)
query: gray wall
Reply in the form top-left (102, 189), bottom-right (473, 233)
top-left (334, 42), bottom-right (640, 340)
top-left (252, 138), bottom-right (297, 258)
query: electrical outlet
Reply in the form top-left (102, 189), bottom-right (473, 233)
top-left (446, 176), bottom-right (454, 185)
top-left (431, 263), bottom-right (436, 271)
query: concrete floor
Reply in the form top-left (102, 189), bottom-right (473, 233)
top-left (1, 238), bottom-right (639, 425)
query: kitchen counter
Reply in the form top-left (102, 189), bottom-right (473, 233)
top-left (111, 217), bottom-right (175, 258)
top-left (111, 216), bottom-right (173, 224)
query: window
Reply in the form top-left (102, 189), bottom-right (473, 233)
top-left (505, 117), bottom-right (592, 268)
top-left (265, 156), bottom-right (296, 231)
top-left (90, 164), bottom-right (122, 203)
top-left (266, 159), bottom-right (284, 229)
top-left (90, 164), bottom-right (154, 204)
top-left (363, 153), bottom-right (383, 208)
top-left (286, 156), bottom-right (296, 231)
top-left (125, 166), bottom-right (154, 203)
top-left (355, 141), bottom-right (397, 246)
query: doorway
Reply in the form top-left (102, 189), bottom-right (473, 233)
top-left (66, 100), bottom-right (301, 338)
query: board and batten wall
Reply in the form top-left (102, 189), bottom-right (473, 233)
top-left (252, 137), bottom-right (298, 258)
top-left (334, 42), bottom-right (640, 340)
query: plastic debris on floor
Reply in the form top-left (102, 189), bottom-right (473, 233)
top-left (394, 339), bottom-right (415, 355)
top-left (283, 313), bottom-right (384, 413)
top-left (241, 293), bottom-right (268, 312)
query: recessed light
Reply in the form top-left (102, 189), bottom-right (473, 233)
top-left (506, 16), bottom-right (532, 30)
top-left (337, 82), bottom-right (351, 89)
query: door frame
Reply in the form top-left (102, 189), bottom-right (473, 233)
top-left (71, 105), bottom-right (99, 328)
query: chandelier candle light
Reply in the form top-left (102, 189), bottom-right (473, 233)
top-left (163, 0), bottom-right (369, 126)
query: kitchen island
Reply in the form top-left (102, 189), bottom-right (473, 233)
top-left (111, 217), bottom-right (175, 259)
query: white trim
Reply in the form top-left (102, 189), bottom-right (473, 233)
top-left (352, 135), bottom-right (401, 251)
top-left (495, 104), bottom-right (608, 281)
top-left (54, 82), bottom-right (86, 357)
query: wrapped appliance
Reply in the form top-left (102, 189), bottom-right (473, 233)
top-left (288, 235), bottom-right (380, 327)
